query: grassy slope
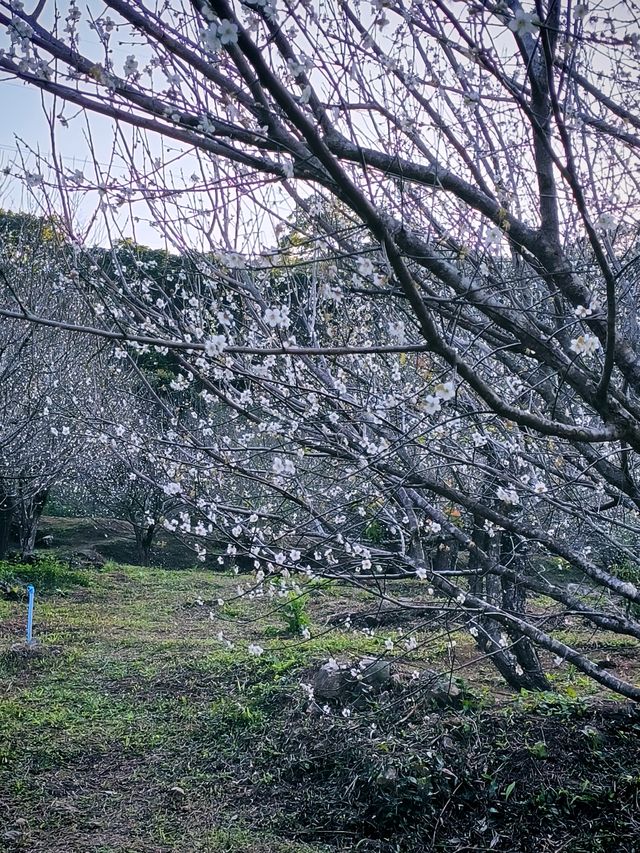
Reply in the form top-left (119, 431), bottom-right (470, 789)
top-left (0, 563), bottom-right (639, 853)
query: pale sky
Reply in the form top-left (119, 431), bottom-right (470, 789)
top-left (0, 77), bottom-right (170, 247)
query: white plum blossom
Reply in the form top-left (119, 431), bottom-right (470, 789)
top-left (218, 19), bottom-right (239, 45)
top-left (222, 251), bottom-right (245, 269)
top-left (287, 55), bottom-right (312, 77)
top-left (281, 159), bottom-right (295, 179)
top-left (272, 456), bottom-right (296, 476)
top-left (416, 566), bottom-right (428, 580)
top-left (424, 395), bottom-right (441, 415)
top-left (24, 172), bottom-right (43, 188)
top-left (508, 9), bottom-right (540, 36)
top-left (200, 24), bottom-right (221, 52)
top-left (484, 520), bottom-right (501, 538)
top-left (434, 381), bottom-right (455, 402)
top-left (162, 482), bottom-right (182, 496)
top-left (300, 682), bottom-right (314, 701)
top-left (570, 334), bottom-right (601, 356)
top-left (204, 335), bottom-right (226, 357)
top-left (123, 55), bottom-right (138, 76)
top-left (574, 304), bottom-right (593, 319)
top-left (472, 431), bottom-right (487, 448)
top-left (169, 373), bottom-right (191, 391)
top-left (263, 305), bottom-right (291, 329)
top-left (357, 257), bottom-right (374, 277)
top-left (248, 643), bottom-right (264, 656)
top-left (388, 320), bottom-right (406, 344)
top-left (484, 226), bottom-right (503, 250)
top-left (497, 485), bottom-right (520, 505)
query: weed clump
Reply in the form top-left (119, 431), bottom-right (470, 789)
top-left (281, 591), bottom-right (310, 636)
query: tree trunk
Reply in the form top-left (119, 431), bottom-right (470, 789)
top-left (134, 522), bottom-right (156, 566)
top-left (500, 529), bottom-right (549, 691)
top-left (18, 489), bottom-right (49, 560)
top-left (468, 515), bottom-right (549, 692)
top-left (0, 488), bottom-right (15, 559)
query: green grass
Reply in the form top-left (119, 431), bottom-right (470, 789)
top-left (0, 554), bottom-right (90, 592)
top-left (0, 563), bottom-right (347, 852)
top-left (1, 560), bottom-right (639, 853)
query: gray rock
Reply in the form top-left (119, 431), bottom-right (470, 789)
top-left (311, 657), bottom-right (393, 701)
top-left (419, 669), bottom-right (463, 707)
top-left (69, 547), bottom-right (106, 569)
top-left (359, 657), bottom-right (392, 687)
top-left (312, 661), bottom-right (349, 700)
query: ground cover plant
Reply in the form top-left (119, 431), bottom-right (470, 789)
top-left (1, 551), bottom-right (639, 852)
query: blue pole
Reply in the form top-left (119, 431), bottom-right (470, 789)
top-left (26, 584), bottom-right (35, 645)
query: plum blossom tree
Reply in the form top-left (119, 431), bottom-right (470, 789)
top-left (1, 0), bottom-right (640, 699)
top-left (73, 387), bottom-right (188, 566)
top-left (0, 211), bottom-right (104, 557)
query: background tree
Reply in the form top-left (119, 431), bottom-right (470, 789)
top-left (0, 211), bottom-right (103, 558)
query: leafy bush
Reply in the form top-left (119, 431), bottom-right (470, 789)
top-left (281, 591), bottom-right (310, 635)
top-left (364, 518), bottom-right (387, 545)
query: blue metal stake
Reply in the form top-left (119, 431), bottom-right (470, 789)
top-left (26, 584), bottom-right (35, 645)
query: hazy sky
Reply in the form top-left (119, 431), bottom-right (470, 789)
top-left (0, 72), bottom-right (166, 247)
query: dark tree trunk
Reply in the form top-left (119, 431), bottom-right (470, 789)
top-left (432, 538), bottom-right (457, 572)
top-left (0, 488), bottom-right (15, 559)
top-left (500, 529), bottom-right (549, 691)
top-left (133, 522), bottom-right (156, 566)
top-left (468, 515), bottom-right (549, 692)
top-left (18, 489), bottom-right (49, 560)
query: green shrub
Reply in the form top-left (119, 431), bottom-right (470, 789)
top-left (364, 518), bottom-right (386, 544)
top-left (281, 591), bottom-right (310, 635)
